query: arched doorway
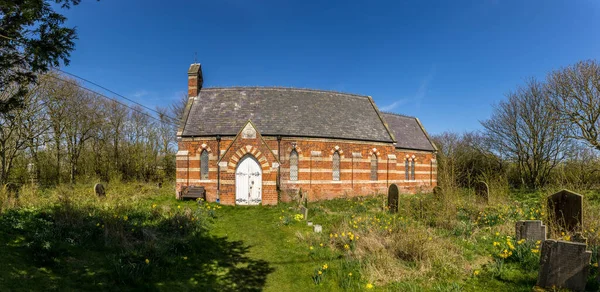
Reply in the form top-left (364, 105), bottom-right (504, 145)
top-left (235, 155), bottom-right (262, 205)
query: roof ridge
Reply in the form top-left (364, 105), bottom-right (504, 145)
top-left (201, 86), bottom-right (370, 99)
top-left (380, 111), bottom-right (417, 119)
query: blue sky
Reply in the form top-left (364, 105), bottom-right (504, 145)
top-left (60, 0), bottom-right (600, 135)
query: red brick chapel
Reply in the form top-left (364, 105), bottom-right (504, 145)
top-left (176, 64), bottom-right (438, 205)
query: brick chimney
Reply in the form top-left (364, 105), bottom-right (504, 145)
top-left (188, 63), bottom-right (203, 97)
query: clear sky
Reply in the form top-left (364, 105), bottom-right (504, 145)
top-left (60, 0), bottom-right (600, 135)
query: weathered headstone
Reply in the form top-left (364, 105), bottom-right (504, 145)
top-left (387, 184), bottom-right (399, 213)
top-left (313, 224), bottom-right (322, 233)
top-left (157, 182), bottom-right (162, 188)
top-left (475, 181), bottom-right (489, 202)
top-left (547, 189), bottom-right (583, 233)
top-left (536, 240), bottom-right (591, 292)
top-left (515, 220), bottom-right (546, 242)
top-left (94, 183), bottom-right (106, 197)
top-left (299, 205), bottom-right (308, 221)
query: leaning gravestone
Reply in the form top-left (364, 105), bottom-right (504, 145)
top-left (387, 184), bottom-right (399, 213)
top-left (547, 189), bottom-right (583, 233)
top-left (515, 220), bottom-right (546, 242)
top-left (475, 181), bottom-right (489, 203)
top-left (94, 183), bottom-right (106, 197)
top-left (536, 240), bottom-right (591, 292)
top-left (299, 205), bottom-right (308, 221)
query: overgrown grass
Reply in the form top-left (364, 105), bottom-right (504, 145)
top-left (0, 183), bottom-right (273, 291)
top-left (1, 183), bottom-right (599, 291)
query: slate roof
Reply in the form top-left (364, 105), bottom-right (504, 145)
top-left (180, 87), bottom-right (394, 142)
top-left (381, 112), bottom-right (437, 151)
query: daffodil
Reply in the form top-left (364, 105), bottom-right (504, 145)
top-left (366, 283), bottom-right (374, 289)
top-left (145, 259), bottom-right (150, 264)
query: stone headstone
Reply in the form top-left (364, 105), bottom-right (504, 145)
top-left (4, 183), bottom-right (19, 198)
top-left (536, 240), bottom-right (591, 292)
top-left (157, 182), bottom-right (162, 188)
top-left (299, 205), bottom-right (308, 220)
top-left (547, 189), bottom-right (583, 233)
top-left (94, 183), bottom-right (106, 197)
top-left (475, 181), bottom-right (489, 202)
top-left (307, 221), bottom-right (313, 226)
top-left (433, 186), bottom-right (442, 196)
top-left (387, 184), bottom-right (399, 213)
top-left (313, 224), bottom-right (322, 233)
top-left (515, 220), bottom-right (546, 242)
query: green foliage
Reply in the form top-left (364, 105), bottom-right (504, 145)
top-left (0, 0), bottom-right (96, 112)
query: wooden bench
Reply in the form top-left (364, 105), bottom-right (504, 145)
top-left (180, 186), bottom-right (206, 201)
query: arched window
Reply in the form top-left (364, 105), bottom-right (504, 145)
top-left (405, 159), bottom-right (409, 181)
top-left (411, 159), bottom-right (415, 181)
top-left (370, 153), bottom-right (378, 181)
top-left (200, 150), bottom-right (209, 180)
top-left (290, 149), bottom-right (298, 181)
top-left (332, 151), bottom-right (340, 181)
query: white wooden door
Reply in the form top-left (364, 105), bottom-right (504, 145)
top-left (235, 156), bottom-right (262, 205)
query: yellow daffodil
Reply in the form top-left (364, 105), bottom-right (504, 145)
top-left (474, 270), bottom-right (480, 276)
top-left (322, 264), bottom-right (328, 270)
top-left (145, 259), bottom-right (150, 264)
top-left (366, 283), bottom-right (374, 289)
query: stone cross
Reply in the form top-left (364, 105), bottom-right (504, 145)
top-left (387, 184), bottom-right (399, 213)
top-left (313, 224), bottom-right (322, 233)
top-left (475, 181), bottom-right (489, 203)
top-left (94, 183), bottom-right (106, 197)
top-left (515, 220), bottom-right (546, 242)
top-left (536, 240), bottom-right (591, 292)
top-left (547, 189), bottom-right (583, 233)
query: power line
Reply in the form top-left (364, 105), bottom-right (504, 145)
top-left (1, 34), bottom-right (180, 125)
top-left (54, 68), bottom-right (180, 124)
top-left (45, 73), bottom-right (179, 127)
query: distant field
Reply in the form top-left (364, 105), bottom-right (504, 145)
top-left (0, 183), bottom-right (598, 291)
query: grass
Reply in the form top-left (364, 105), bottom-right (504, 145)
top-left (1, 183), bottom-right (599, 291)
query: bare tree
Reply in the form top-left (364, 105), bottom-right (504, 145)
top-left (547, 60), bottom-right (600, 150)
top-left (0, 83), bottom-right (49, 184)
top-left (481, 78), bottom-right (568, 188)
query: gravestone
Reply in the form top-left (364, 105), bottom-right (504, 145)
top-left (157, 182), bottom-right (162, 188)
top-left (4, 183), bottom-right (19, 199)
top-left (307, 221), bottom-right (313, 226)
top-left (515, 220), bottom-right (546, 242)
top-left (313, 224), bottom-right (322, 233)
top-left (475, 181), bottom-right (489, 202)
top-left (433, 186), bottom-right (442, 196)
top-left (299, 205), bottom-right (308, 221)
top-left (387, 184), bottom-right (399, 213)
top-left (94, 183), bottom-right (106, 197)
top-left (547, 189), bottom-right (583, 233)
top-left (536, 240), bottom-right (591, 292)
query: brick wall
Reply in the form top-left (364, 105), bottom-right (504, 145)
top-left (176, 135), bottom-right (437, 205)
